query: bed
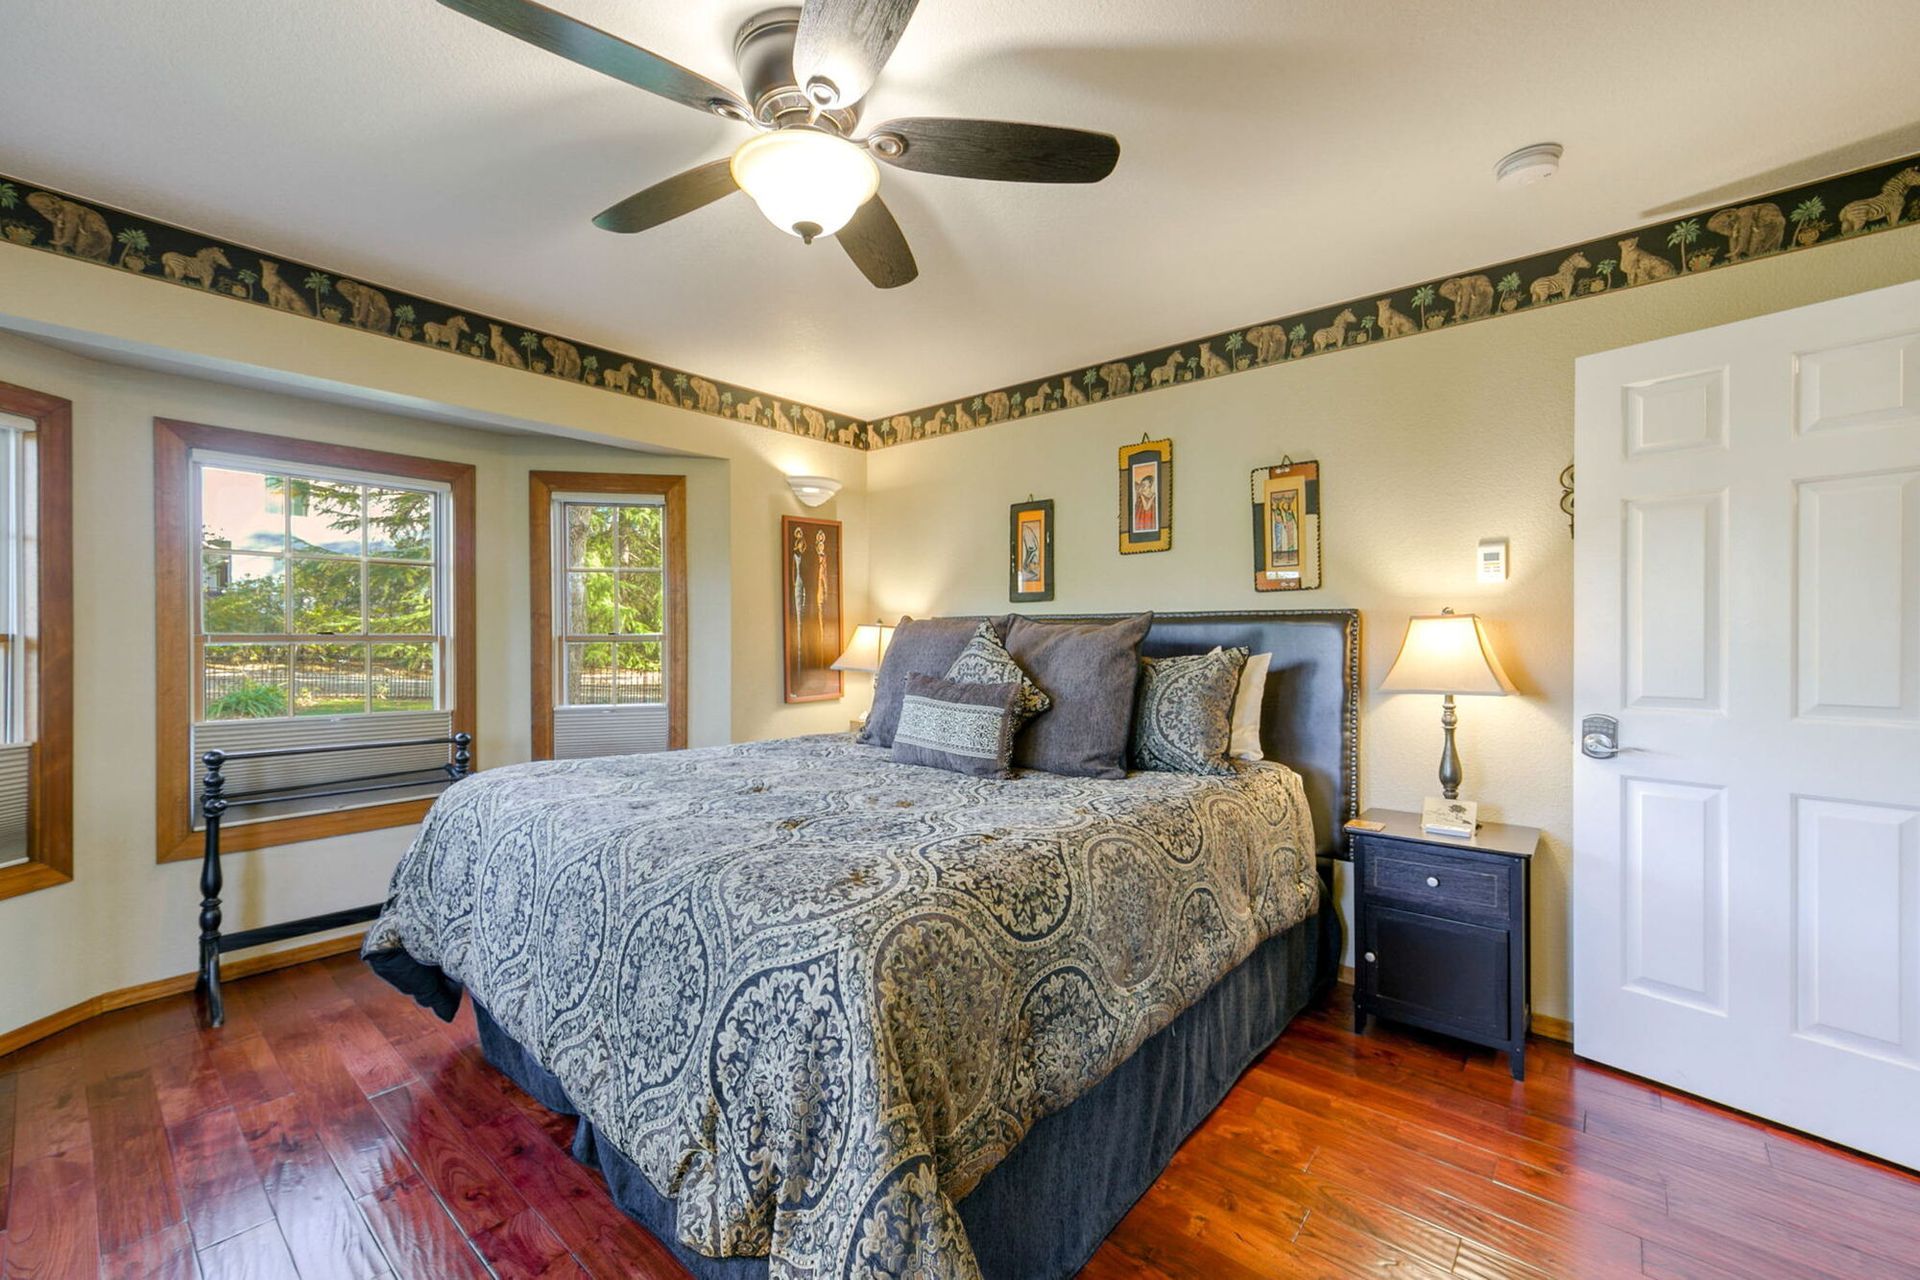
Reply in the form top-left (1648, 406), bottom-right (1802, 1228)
top-left (366, 609), bottom-right (1357, 1280)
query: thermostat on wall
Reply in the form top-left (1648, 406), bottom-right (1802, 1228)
top-left (1478, 538), bottom-right (1509, 582)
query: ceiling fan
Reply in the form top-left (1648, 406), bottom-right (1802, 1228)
top-left (437, 0), bottom-right (1121, 288)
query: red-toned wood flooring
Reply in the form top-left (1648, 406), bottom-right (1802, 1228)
top-left (1, 954), bottom-right (1915, 1279)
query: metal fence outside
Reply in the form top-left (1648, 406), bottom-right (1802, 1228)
top-left (203, 662), bottom-right (435, 712)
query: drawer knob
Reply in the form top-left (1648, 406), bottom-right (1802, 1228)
top-left (1363, 951), bottom-right (1376, 963)
top-left (1426, 875), bottom-right (1440, 888)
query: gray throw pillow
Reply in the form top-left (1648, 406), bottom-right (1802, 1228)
top-left (944, 621), bottom-right (1051, 730)
top-left (860, 615), bottom-right (1013, 747)
top-left (1130, 647), bottom-right (1250, 775)
top-left (1004, 612), bottom-right (1154, 779)
top-left (890, 674), bottom-right (1020, 778)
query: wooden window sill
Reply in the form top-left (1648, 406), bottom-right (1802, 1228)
top-left (0, 859), bottom-right (73, 902)
top-left (155, 796), bottom-right (435, 864)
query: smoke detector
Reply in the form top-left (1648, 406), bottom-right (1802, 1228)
top-left (1495, 143), bottom-right (1563, 189)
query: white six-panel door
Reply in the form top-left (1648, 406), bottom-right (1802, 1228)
top-left (1573, 279), bottom-right (1920, 1169)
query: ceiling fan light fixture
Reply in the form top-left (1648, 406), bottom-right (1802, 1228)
top-left (730, 129), bottom-right (880, 243)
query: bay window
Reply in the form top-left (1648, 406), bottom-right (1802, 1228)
top-left (154, 419), bottom-right (475, 861)
top-left (529, 472), bottom-right (687, 758)
top-left (0, 381), bottom-right (72, 902)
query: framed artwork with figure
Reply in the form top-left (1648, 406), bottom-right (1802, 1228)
top-left (781, 514), bottom-right (844, 703)
top-left (1117, 437), bottom-right (1173, 554)
top-left (1009, 499), bottom-right (1055, 602)
top-left (1251, 459), bottom-right (1322, 591)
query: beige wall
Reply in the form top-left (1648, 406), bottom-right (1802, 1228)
top-left (0, 247), bottom-right (868, 1037)
top-left (4, 219), bottom-right (1915, 1039)
top-left (867, 228), bottom-right (1920, 1022)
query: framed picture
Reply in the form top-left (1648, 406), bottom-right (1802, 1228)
top-left (1251, 459), bottom-right (1322, 591)
top-left (1008, 499), bottom-right (1055, 602)
top-left (1118, 437), bottom-right (1173, 554)
top-left (781, 514), bottom-right (844, 703)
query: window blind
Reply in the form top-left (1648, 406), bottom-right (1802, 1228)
top-left (190, 708), bottom-right (454, 828)
top-left (0, 741), bottom-right (28, 866)
top-left (552, 704), bottom-right (669, 759)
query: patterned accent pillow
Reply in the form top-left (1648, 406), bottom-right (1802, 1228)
top-left (858, 614), bottom-right (1014, 748)
top-left (891, 674), bottom-right (1021, 778)
top-left (944, 621), bottom-right (1052, 731)
top-left (1130, 647), bottom-right (1251, 776)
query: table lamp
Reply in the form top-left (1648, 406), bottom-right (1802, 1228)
top-left (832, 620), bottom-right (894, 725)
top-left (1380, 609), bottom-right (1515, 799)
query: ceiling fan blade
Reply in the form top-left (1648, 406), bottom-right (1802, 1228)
top-left (438, 0), bottom-right (749, 119)
top-left (792, 0), bottom-right (920, 109)
top-left (865, 118), bottom-right (1120, 184)
top-left (593, 159), bottom-right (738, 234)
top-left (836, 196), bottom-right (917, 289)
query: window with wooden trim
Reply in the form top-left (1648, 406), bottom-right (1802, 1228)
top-left (0, 381), bottom-right (73, 902)
top-left (155, 419), bottom-right (475, 862)
top-left (530, 472), bottom-right (687, 759)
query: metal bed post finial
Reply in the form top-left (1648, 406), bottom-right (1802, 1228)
top-left (452, 731), bottom-right (473, 778)
top-left (198, 748), bottom-right (229, 1027)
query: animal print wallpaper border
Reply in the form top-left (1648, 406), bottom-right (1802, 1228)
top-left (865, 150), bottom-right (1920, 448)
top-left (0, 174), bottom-right (871, 449)
top-left (3, 152), bottom-right (1917, 453)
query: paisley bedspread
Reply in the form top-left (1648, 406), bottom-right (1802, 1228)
top-left (364, 733), bottom-right (1319, 1280)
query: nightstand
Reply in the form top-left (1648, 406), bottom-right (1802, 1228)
top-left (1349, 808), bottom-right (1540, 1079)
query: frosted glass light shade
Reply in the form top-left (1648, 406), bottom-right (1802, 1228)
top-left (786, 475), bottom-right (842, 507)
top-left (1381, 612), bottom-right (1516, 696)
top-left (831, 623), bottom-right (894, 673)
top-left (730, 130), bottom-right (879, 242)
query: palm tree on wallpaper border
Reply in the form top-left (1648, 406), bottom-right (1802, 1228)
top-left (115, 227), bottom-right (149, 269)
top-left (304, 271), bottom-right (333, 316)
top-left (235, 267), bottom-right (257, 301)
top-left (1410, 284), bottom-right (1438, 328)
top-left (1668, 219), bottom-right (1702, 272)
top-left (0, 182), bottom-right (18, 211)
top-left (1790, 196), bottom-right (1826, 246)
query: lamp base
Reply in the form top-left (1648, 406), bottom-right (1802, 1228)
top-left (1437, 693), bottom-right (1462, 801)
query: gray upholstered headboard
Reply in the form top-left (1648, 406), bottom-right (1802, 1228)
top-left (1027, 610), bottom-right (1360, 862)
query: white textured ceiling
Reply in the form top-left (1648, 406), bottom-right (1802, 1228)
top-left (4, 0), bottom-right (1919, 419)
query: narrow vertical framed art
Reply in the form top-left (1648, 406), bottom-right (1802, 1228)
top-left (1251, 459), bottom-right (1322, 591)
top-left (1009, 499), bottom-right (1055, 602)
top-left (781, 514), bottom-right (844, 703)
top-left (1118, 437), bottom-right (1173, 554)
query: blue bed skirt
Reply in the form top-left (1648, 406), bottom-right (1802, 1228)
top-left (455, 875), bottom-right (1338, 1280)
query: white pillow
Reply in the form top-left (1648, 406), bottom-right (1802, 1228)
top-left (1229, 652), bottom-right (1272, 761)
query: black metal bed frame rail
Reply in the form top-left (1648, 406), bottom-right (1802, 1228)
top-left (196, 731), bottom-right (472, 1027)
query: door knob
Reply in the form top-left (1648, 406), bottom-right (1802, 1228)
top-left (1363, 951), bottom-right (1376, 963)
top-left (1581, 714), bottom-right (1620, 759)
top-left (1426, 876), bottom-right (1440, 888)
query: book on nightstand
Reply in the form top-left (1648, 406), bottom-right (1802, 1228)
top-left (1421, 796), bottom-right (1478, 838)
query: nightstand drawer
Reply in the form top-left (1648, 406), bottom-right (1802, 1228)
top-left (1364, 841), bottom-right (1508, 918)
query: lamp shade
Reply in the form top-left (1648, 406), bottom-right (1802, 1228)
top-left (1380, 612), bottom-right (1516, 696)
top-left (831, 622), bottom-right (894, 673)
top-left (786, 475), bottom-right (843, 507)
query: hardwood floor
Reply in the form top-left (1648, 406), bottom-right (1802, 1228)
top-left (2, 955), bottom-right (1915, 1278)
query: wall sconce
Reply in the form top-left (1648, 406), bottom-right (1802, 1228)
top-left (787, 475), bottom-right (842, 507)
